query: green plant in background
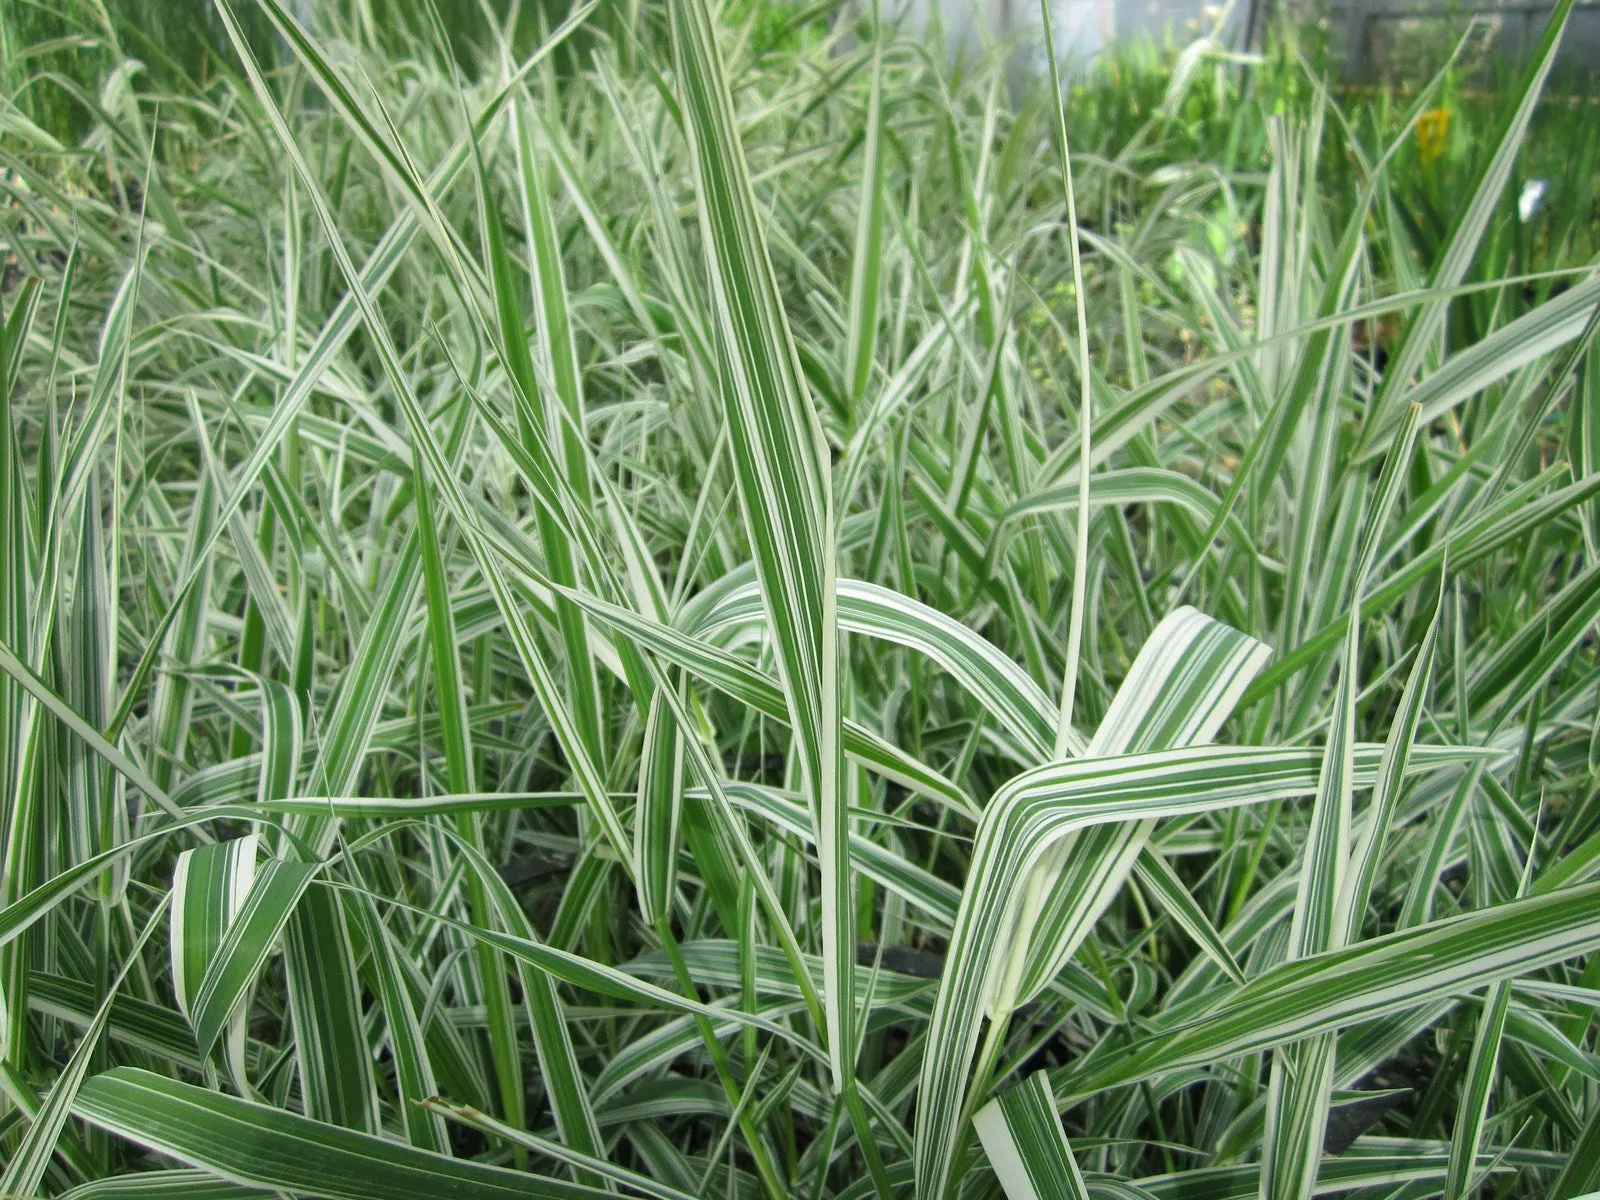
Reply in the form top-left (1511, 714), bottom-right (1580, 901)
top-left (0, 0), bottom-right (282, 146)
top-left (1, 0), bottom-right (1599, 1197)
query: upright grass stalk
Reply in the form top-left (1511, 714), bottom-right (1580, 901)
top-left (0, 3), bottom-right (1595, 1198)
top-left (1036, 0), bottom-right (1097, 752)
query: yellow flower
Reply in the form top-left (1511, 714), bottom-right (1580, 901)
top-left (1417, 108), bottom-right (1450, 167)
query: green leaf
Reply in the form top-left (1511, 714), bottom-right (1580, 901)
top-left (0, 899), bottom-right (167, 1199)
top-left (74, 1068), bottom-right (611, 1199)
top-left (913, 738), bottom-right (1467, 1200)
top-left (1056, 879), bottom-right (1600, 1102)
top-left (668, 0), bottom-right (851, 1090)
top-left (283, 883), bottom-right (381, 1132)
top-left (1359, 0), bottom-right (1579, 448)
top-left (973, 1071), bottom-right (1091, 1200)
top-left (844, 42), bottom-right (885, 410)
top-left (188, 858), bottom-right (318, 1065)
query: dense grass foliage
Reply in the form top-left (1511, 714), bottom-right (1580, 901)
top-left (2, 0), bottom-right (1600, 1197)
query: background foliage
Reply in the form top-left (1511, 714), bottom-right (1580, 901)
top-left (1, 0), bottom-right (1599, 1197)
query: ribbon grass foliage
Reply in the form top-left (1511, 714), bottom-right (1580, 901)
top-left (1, 0), bottom-right (1599, 1197)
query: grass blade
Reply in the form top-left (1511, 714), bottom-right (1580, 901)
top-left (669, 0), bottom-right (850, 1087)
top-left (973, 1071), bottom-right (1091, 1200)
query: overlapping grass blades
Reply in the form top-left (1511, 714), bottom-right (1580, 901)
top-left (0, 0), bottom-right (1597, 1196)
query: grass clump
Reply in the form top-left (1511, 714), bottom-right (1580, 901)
top-left (1, 1), bottom-right (1599, 1197)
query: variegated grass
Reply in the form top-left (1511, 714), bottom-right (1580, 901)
top-left (0, 2), bottom-right (1598, 1198)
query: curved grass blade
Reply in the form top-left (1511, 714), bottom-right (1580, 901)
top-left (1055, 879), bottom-right (1600, 1102)
top-left (75, 1068), bottom-right (612, 1200)
top-left (913, 739), bottom-right (1464, 1200)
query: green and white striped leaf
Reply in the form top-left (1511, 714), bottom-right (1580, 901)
top-left (636, 679), bottom-right (687, 927)
top-left (1056, 878), bottom-right (1600, 1102)
top-left (188, 858), bottom-right (318, 1064)
top-left (74, 1068), bottom-right (611, 1199)
top-left (346, 888), bottom-right (450, 1154)
top-left (283, 883), bottom-right (381, 1132)
top-left (1260, 605), bottom-right (1358, 1200)
top-left (668, 0), bottom-right (851, 1090)
top-left (1008, 608), bottom-right (1271, 1014)
top-left (170, 835), bottom-right (258, 1081)
top-left (912, 738), bottom-right (1465, 1200)
top-left (973, 1071), bottom-right (1091, 1200)
top-left (61, 1169), bottom-right (266, 1199)
top-left (0, 899), bottom-right (167, 1199)
top-left (1360, 0), bottom-right (1578, 447)
top-left (691, 577), bottom-right (1056, 760)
